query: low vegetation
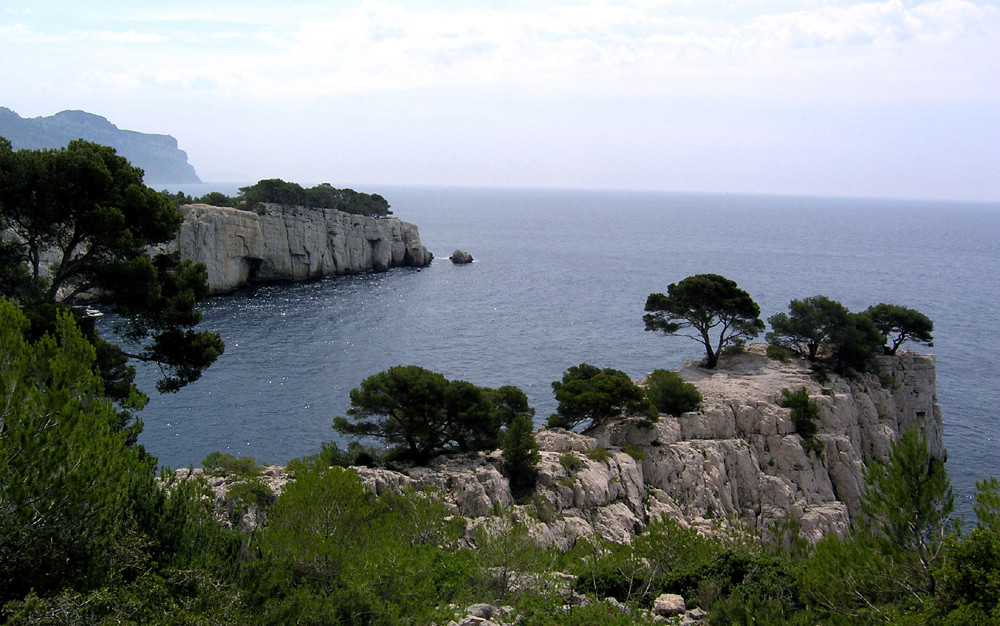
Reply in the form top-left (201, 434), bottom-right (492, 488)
top-left (643, 369), bottom-right (702, 416)
top-left (163, 178), bottom-right (393, 217)
top-left (779, 387), bottom-right (823, 454)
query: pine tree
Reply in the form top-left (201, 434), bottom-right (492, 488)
top-left (861, 425), bottom-right (954, 594)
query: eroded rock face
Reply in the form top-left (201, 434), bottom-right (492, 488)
top-left (167, 204), bottom-right (433, 293)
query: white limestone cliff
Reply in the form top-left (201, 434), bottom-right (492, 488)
top-left (166, 203), bottom-right (433, 293)
top-left (192, 346), bottom-right (944, 549)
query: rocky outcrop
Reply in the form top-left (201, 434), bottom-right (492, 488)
top-left (167, 203), bottom-right (433, 293)
top-left (349, 347), bottom-right (943, 547)
top-left (450, 250), bottom-right (474, 264)
top-left (197, 346), bottom-right (944, 549)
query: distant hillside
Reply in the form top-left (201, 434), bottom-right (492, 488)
top-left (0, 107), bottom-right (201, 184)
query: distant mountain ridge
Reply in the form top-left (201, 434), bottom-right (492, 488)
top-left (0, 107), bottom-right (201, 184)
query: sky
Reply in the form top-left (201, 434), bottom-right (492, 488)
top-left (2, 0), bottom-right (999, 201)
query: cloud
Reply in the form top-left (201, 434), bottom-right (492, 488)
top-left (745, 0), bottom-right (998, 49)
top-left (7, 1), bottom-right (999, 104)
top-left (77, 30), bottom-right (168, 44)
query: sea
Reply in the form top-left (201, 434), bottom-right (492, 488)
top-left (124, 185), bottom-right (999, 520)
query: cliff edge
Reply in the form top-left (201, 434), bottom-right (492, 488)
top-left (188, 346), bottom-right (943, 549)
top-left (168, 203), bottom-right (433, 293)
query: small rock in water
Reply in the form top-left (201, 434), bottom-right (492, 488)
top-left (450, 249), bottom-right (474, 264)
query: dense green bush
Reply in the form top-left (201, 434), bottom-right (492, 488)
top-left (502, 413), bottom-right (541, 500)
top-left (334, 366), bottom-right (533, 464)
top-left (643, 369), bottom-right (702, 416)
top-left (779, 387), bottom-right (820, 442)
top-left (547, 363), bottom-right (657, 431)
top-left (235, 179), bottom-right (392, 216)
top-left (559, 450), bottom-right (586, 473)
top-left (202, 451), bottom-right (262, 477)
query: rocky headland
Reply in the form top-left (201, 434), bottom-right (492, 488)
top-left (0, 107), bottom-right (201, 184)
top-left (165, 203), bottom-right (434, 293)
top-left (186, 345), bottom-right (943, 550)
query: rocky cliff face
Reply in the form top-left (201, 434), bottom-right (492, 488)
top-left (169, 203), bottom-right (433, 293)
top-left (192, 346), bottom-right (943, 549)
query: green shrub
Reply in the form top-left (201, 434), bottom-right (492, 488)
top-left (226, 479), bottom-right (275, 520)
top-left (502, 413), bottom-right (541, 500)
top-left (287, 441), bottom-right (384, 475)
top-left (559, 450), bottom-right (586, 473)
top-left (622, 443), bottom-right (647, 461)
top-left (547, 363), bottom-right (657, 431)
top-left (809, 364), bottom-right (830, 384)
top-left (721, 340), bottom-right (746, 357)
top-left (780, 387), bottom-right (820, 443)
top-left (201, 451), bottom-right (261, 477)
top-left (644, 369), bottom-right (702, 417)
top-left (766, 344), bottom-right (791, 361)
top-left (586, 447), bottom-right (613, 463)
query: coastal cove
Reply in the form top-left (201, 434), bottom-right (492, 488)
top-left (129, 186), bottom-right (1000, 519)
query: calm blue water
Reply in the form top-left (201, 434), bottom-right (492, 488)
top-left (132, 186), bottom-right (999, 518)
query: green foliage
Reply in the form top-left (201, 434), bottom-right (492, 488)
top-left (933, 528), bottom-right (1000, 622)
top-left (861, 426), bottom-right (954, 595)
top-left (779, 387), bottom-right (820, 443)
top-left (472, 513), bottom-right (559, 604)
top-left (767, 296), bottom-right (891, 375)
top-left (249, 467), bottom-right (473, 624)
top-left (226, 479), bottom-right (275, 520)
top-left (644, 274), bottom-right (764, 369)
top-left (503, 413), bottom-right (541, 499)
top-left (975, 477), bottom-right (1000, 534)
top-left (546, 363), bottom-right (657, 431)
top-left (621, 443), bottom-right (648, 461)
top-left (202, 451), bottom-right (262, 477)
top-left (235, 179), bottom-right (392, 216)
top-left (196, 190), bottom-right (236, 207)
top-left (0, 298), bottom-right (238, 610)
top-left (767, 295), bottom-right (851, 361)
top-left (810, 363), bottom-right (830, 384)
top-left (766, 343), bottom-right (791, 361)
top-left (559, 450), bottom-right (586, 472)
top-left (287, 441), bottom-right (385, 474)
top-left (826, 311), bottom-right (883, 374)
top-left (0, 139), bottom-right (223, 403)
top-left (643, 369), bottom-right (702, 416)
top-left (865, 302), bottom-right (934, 355)
top-left (334, 365), bottom-right (530, 464)
top-left (586, 446), bottom-right (613, 463)
top-left (160, 188), bottom-right (194, 207)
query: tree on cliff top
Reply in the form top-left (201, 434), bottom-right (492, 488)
top-left (865, 303), bottom-right (934, 355)
top-left (0, 138), bottom-right (223, 405)
top-left (333, 365), bottom-right (534, 464)
top-left (644, 274), bottom-right (764, 369)
top-left (236, 179), bottom-right (391, 216)
top-left (766, 295), bottom-right (851, 362)
top-left (546, 363), bottom-right (656, 431)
